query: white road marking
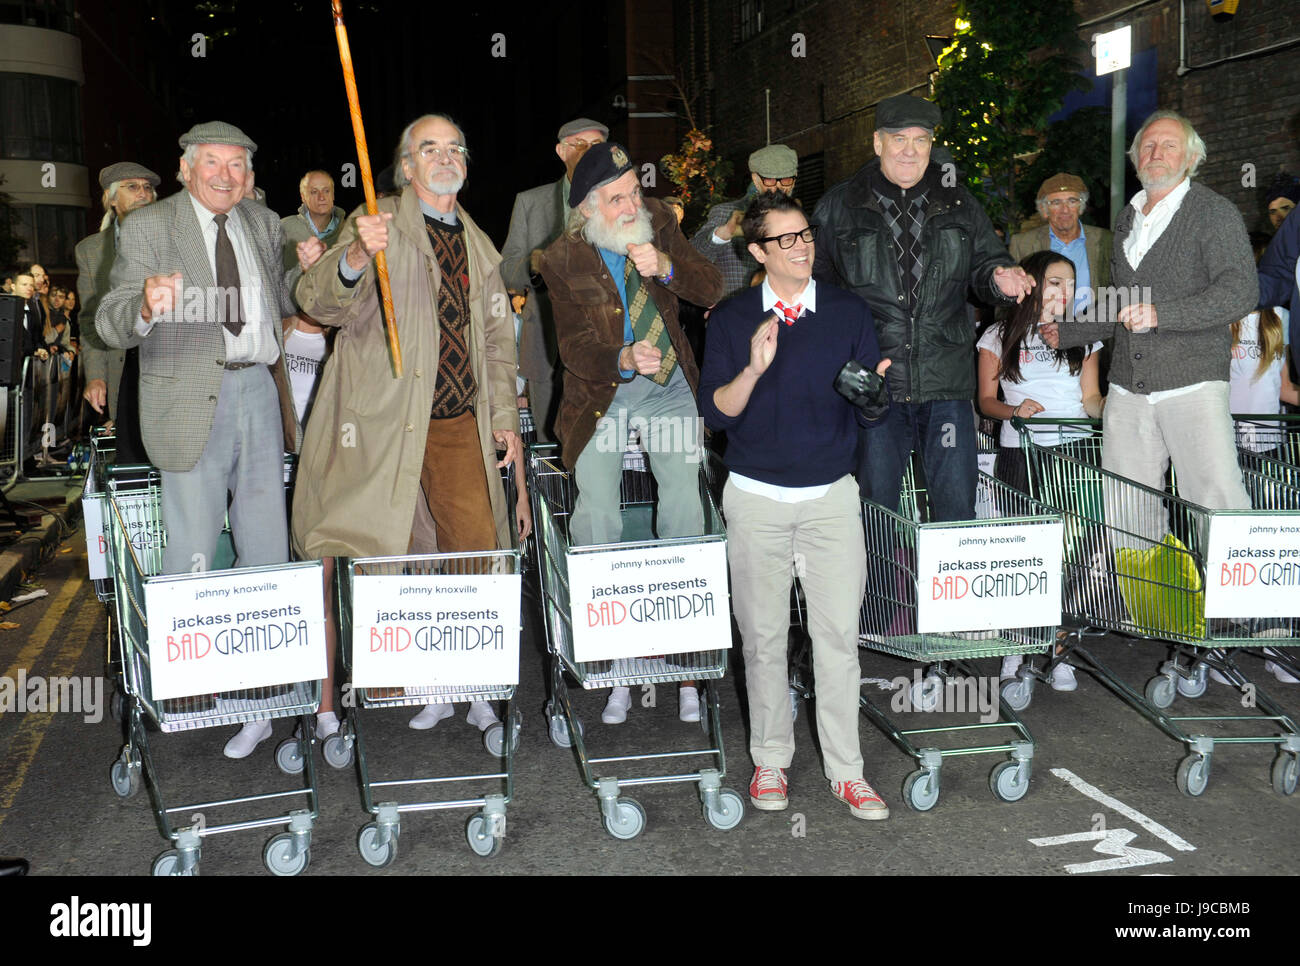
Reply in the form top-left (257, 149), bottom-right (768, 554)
top-left (1050, 767), bottom-right (1196, 852)
top-left (1029, 828), bottom-right (1173, 874)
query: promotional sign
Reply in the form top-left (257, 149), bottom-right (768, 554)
top-left (1205, 514), bottom-right (1300, 618)
top-left (86, 489), bottom-right (164, 582)
top-left (145, 564), bottom-right (326, 699)
top-left (916, 521), bottom-right (1063, 633)
top-left (350, 572), bottom-right (520, 688)
top-left (83, 493), bottom-right (108, 581)
top-left (1094, 24), bottom-right (1131, 75)
top-left (567, 541), bottom-right (730, 662)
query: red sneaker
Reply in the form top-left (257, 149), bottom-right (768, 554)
top-left (831, 779), bottom-right (890, 820)
top-left (749, 766), bottom-right (788, 811)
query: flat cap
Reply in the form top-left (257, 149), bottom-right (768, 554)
top-left (748, 144), bottom-right (798, 178)
top-left (98, 162), bottom-right (160, 191)
top-left (1036, 172), bottom-right (1087, 200)
top-left (569, 141), bottom-right (633, 208)
top-left (558, 117), bottom-right (609, 142)
top-left (875, 94), bottom-right (942, 133)
top-left (178, 121), bottom-right (258, 153)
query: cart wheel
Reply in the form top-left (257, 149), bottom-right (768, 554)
top-left (1175, 754), bottom-right (1211, 797)
top-left (903, 769), bottom-right (940, 812)
top-left (274, 737), bottom-right (304, 775)
top-left (109, 687), bottom-right (124, 724)
top-left (788, 687), bottom-right (799, 724)
top-left (1000, 676), bottom-right (1033, 712)
top-left (604, 798), bottom-right (646, 840)
top-left (466, 814), bottom-right (504, 857)
top-left (322, 733), bottom-right (353, 769)
top-left (483, 722), bottom-right (506, 757)
top-left (358, 822), bottom-right (397, 868)
top-left (1271, 753), bottom-right (1298, 797)
top-left (702, 789), bottom-right (745, 831)
top-left (263, 832), bottom-right (310, 877)
top-left (910, 674), bottom-right (942, 713)
top-left (549, 712), bottom-right (581, 749)
top-left (989, 760), bottom-right (1031, 802)
top-left (1144, 674), bottom-right (1176, 710)
top-left (1176, 665), bottom-right (1208, 699)
top-left (151, 850), bottom-right (196, 877)
top-left (110, 758), bottom-right (139, 799)
top-left (699, 695), bottom-right (711, 736)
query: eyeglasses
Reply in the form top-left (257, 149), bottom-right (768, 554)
top-left (757, 226), bottom-right (817, 249)
top-left (758, 176), bottom-right (796, 188)
top-left (563, 137), bottom-right (603, 150)
top-left (416, 143), bottom-right (468, 162)
top-left (120, 181), bottom-right (154, 193)
top-left (1044, 197), bottom-right (1082, 209)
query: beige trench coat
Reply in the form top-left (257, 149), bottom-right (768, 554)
top-left (291, 189), bottom-right (519, 559)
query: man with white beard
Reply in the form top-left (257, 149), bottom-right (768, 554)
top-left (540, 142), bottom-right (723, 724)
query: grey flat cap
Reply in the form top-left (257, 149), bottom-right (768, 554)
top-left (748, 144), bottom-right (798, 178)
top-left (98, 162), bottom-right (160, 191)
top-left (875, 95), bottom-right (942, 133)
top-left (178, 120), bottom-right (258, 153)
top-left (557, 117), bottom-right (609, 142)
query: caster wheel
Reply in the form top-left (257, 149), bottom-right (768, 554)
top-left (263, 832), bottom-right (310, 876)
top-left (989, 760), bottom-right (1031, 802)
top-left (151, 850), bottom-right (196, 876)
top-left (1145, 674), bottom-right (1176, 710)
top-left (604, 797), bottom-right (646, 840)
top-left (1176, 665), bottom-right (1207, 699)
top-left (910, 674), bottom-right (942, 713)
top-left (110, 688), bottom-right (125, 724)
top-left (702, 788), bottom-right (745, 831)
top-left (357, 822), bottom-right (398, 868)
top-left (1271, 753), bottom-right (1298, 796)
top-left (1176, 754), bottom-right (1211, 797)
top-left (903, 769), bottom-right (940, 812)
top-left (789, 687), bottom-right (800, 724)
top-left (274, 737), bottom-right (304, 775)
top-left (322, 733), bottom-right (353, 769)
top-left (548, 712), bottom-right (581, 748)
top-left (699, 696), bottom-right (711, 736)
top-left (466, 814), bottom-right (504, 857)
top-left (483, 722), bottom-right (506, 757)
top-left (110, 758), bottom-right (140, 799)
top-left (1000, 676), bottom-right (1033, 712)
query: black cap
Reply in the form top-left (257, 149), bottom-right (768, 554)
top-left (569, 142), bottom-right (634, 208)
top-left (875, 94), bottom-right (941, 133)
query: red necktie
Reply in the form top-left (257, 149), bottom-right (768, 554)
top-left (774, 300), bottom-right (802, 325)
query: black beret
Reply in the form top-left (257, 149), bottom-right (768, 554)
top-left (569, 142), bottom-right (634, 209)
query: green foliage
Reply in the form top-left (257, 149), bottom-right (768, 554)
top-left (1017, 106), bottom-right (1114, 229)
top-left (660, 129), bottom-right (733, 235)
top-left (932, 0), bottom-right (1088, 237)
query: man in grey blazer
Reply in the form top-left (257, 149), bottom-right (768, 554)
top-left (1009, 172), bottom-right (1112, 314)
top-left (500, 117), bottom-right (608, 442)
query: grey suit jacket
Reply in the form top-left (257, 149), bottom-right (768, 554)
top-left (75, 225), bottom-right (127, 416)
top-left (1008, 221), bottom-right (1113, 294)
top-left (95, 191), bottom-right (297, 472)
top-left (500, 177), bottom-right (567, 380)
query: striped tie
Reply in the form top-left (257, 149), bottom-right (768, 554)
top-left (774, 300), bottom-right (802, 325)
top-left (624, 256), bottom-right (677, 385)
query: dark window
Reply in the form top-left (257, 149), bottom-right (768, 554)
top-left (738, 0), bottom-right (764, 43)
top-left (0, 0), bottom-right (76, 33)
top-left (797, 151), bottom-right (825, 212)
top-left (9, 204), bottom-right (83, 270)
top-left (0, 73), bottom-right (83, 163)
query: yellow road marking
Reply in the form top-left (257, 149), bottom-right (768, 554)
top-left (0, 576), bottom-right (87, 683)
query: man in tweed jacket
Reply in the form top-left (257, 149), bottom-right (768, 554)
top-left (96, 122), bottom-right (297, 579)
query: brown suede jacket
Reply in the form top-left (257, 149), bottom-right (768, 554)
top-left (540, 196), bottom-right (724, 468)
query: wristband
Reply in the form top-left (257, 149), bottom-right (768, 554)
top-left (658, 258), bottom-right (674, 284)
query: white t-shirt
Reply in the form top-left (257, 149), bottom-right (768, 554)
top-left (977, 326), bottom-right (1101, 448)
top-left (1230, 307), bottom-right (1290, 452)
top-left (283, 328), bottom-right (328, 426)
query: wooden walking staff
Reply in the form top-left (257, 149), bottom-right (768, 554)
top-left (331, 0), bottom-right (403, 377)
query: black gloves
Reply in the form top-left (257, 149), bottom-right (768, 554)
top-left (834, 359), bottom-right (889, 420)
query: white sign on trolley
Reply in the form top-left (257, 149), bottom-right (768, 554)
top-left (916, 521), bottom-right (1064, 633)
top-left (350, 573), bottom-right (520, 688)
top-left (1205, 513), bottom-right (1300, 618)
top-left (567, 541), bottom-right (730, 662)
top-left (144, 563), bottom-right (326, 700)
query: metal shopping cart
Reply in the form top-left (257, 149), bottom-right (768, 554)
top-left (104, 470), bottom-right (327, 875)
top-left (1015, 417), bottom-right (1300, 797)
top-left (532, 443), bottom-right (744, 838)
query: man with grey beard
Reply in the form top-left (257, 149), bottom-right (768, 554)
top-left (540, 142), bottom-right (723, 724)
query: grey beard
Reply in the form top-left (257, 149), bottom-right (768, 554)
top-left (1137, 164), bottom-right (1189, 192)
top-left (427, 171), bottom-right (464, 196)
top-left (582, 205), bottom-right (653, 252)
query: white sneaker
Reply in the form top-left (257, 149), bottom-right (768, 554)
top-left (223, 719), bottom-right (272, 759)
top-left (1265, 650), bottom-right (1300, 684)
top-left (1049, 662), bottom-right (1077, 692)
top-left (1000, 656), bottom-right (1023, 681)
top-left (601, 687), bottom-right (631, 724)
top-left (466, 701), bottom-right (499, 732)
top-left (315, 711), bottom-right (340, 740)
top-left (678, 686), bottom-right (701, 723)
top-left (408, 702), bottom-right (455, 730)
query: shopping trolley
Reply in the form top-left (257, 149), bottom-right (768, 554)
top-left (532, 444), bottom-right (743, 838)
top-left (1015, 417), bottom-right (1300, 797)
top-left (104, 470), bottom-right (327, 875)
top-left (856, 454), bottom-right (1063, 811)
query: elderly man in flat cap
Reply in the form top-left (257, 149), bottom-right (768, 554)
top-left (814, 94), bottom-right (1031, 527)
top-left (96, 121), bottom-right (299, 758)
top-left (1010, 172), bottom-right (1112, 316)
top-left (500, 117), bottom-right (609, 441)
top-left (691, 143), bottom-right (800, 298)
top-left (76, 162), bottom-right (160, 455)
top-left (541, 142), bottom-right (723, 726)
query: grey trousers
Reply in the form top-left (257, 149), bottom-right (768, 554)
top-left (160, 365), bottom-right (288, 574)
top-left (570, 366), bottom-right (704, 546)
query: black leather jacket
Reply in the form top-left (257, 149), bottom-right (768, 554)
top-left (813, 159), bottom-right (1015, 403)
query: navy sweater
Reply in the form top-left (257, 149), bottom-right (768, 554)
top-left (699, 282), bottom-right (884, 487)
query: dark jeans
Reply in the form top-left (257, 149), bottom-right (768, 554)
top-left (858, 398), bottom-right (978, 522)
